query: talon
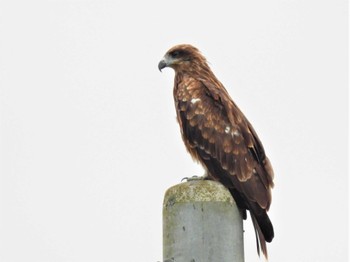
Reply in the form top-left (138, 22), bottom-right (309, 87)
top-left (181, 177), bottom-right (188, 182)
top-left (181, 175), bottom-right (206, 182)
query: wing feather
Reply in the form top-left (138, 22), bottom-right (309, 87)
top-left (176, 79), bottom-right (274, 211)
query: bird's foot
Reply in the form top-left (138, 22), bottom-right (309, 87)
top-left (181, 175), bottom-right (208, 182)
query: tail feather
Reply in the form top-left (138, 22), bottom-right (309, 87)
top-left (255, 211), bottom-right (274, 243)
top-left (251, 214), bottom-right (269, 260)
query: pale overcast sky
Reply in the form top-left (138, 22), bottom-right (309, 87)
top-left (0, 1), bottom-right (348, 262)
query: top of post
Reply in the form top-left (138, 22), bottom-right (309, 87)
top-left (163, 180), bottom-right (234, 208)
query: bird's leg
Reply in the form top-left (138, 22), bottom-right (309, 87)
top-left (181, 172), bottom-right (209, 182)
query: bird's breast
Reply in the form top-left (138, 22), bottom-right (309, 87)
top-left (174, 76), bottom-right (202, 100)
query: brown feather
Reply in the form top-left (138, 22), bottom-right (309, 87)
top-left (162, 44), bottom-right (275, 259)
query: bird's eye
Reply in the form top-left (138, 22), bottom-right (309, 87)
top-left (171, 51), bottom-right (181, 58)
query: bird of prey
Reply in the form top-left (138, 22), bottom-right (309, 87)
top-left (158, 44), bottom-right (274, 259)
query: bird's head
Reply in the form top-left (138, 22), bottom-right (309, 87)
top-left (158, 44), bottom-right (208, 73)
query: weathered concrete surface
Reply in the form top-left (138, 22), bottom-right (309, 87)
top-left (163, 180), bottom-right (244, 262)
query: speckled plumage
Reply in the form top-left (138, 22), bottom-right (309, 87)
top-left (159, 44), bottom-right (275, 259)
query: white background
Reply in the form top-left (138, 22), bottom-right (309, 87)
top-left (0, 0), bottom-right (348, 261)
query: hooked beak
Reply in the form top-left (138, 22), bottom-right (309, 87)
top-left (158, 59), bottom-right (167, 72)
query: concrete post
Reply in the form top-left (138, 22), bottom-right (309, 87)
top-left (163, 180), bottom-right (244, 262)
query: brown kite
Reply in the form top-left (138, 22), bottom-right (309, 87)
top-left (158, 44), bottom-right (274, 259)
